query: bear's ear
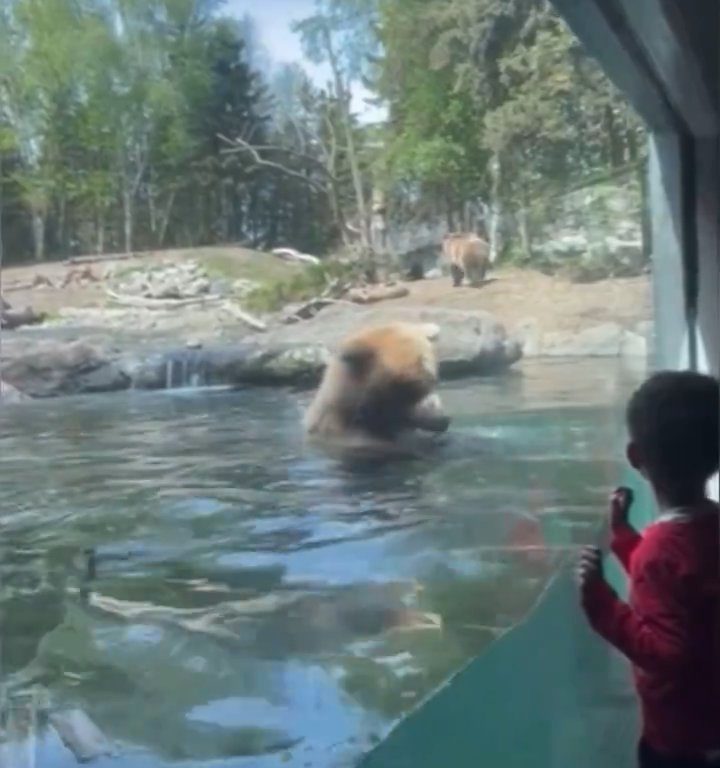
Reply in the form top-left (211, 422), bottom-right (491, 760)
top-left (340, 346), bottom-right (375, 377)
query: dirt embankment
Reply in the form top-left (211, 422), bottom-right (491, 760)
top-left (393, 268), bottom-right (650, 338)
top-left (1, 247), bottom-right (652, 342)
top-left (0, 248), bottom-right (653, 399)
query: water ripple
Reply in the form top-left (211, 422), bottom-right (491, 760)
top-left (0, 362), bottom-right (636, 767)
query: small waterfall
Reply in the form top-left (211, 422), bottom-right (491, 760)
top-left (165, 360), bottom-right (173, 389)
top-left (163, 351), bottom-right (208, 390)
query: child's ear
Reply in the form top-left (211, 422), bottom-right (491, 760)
top-left (626, 441), bottom-right (642, 471)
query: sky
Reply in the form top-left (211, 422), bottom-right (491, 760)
top-left (224, 0), bottom-right (386, 123)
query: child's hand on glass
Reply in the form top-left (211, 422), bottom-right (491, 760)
top-left (575, 546), bottom-right (604, 593)
top-left (609, 486), bottom-right (633, 533)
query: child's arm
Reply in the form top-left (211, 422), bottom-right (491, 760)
top-left (610, 525), bottom-right (642, 572)
top-left (607, 488), bottom-right (641, 572)
top-left (580, 554), bottom-right (689, 673)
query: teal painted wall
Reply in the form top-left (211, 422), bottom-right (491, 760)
top-left (358, 465), bottom-right (654, 768)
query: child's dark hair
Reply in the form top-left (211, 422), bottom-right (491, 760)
top-left (626, 370), bottom-right (719, 491)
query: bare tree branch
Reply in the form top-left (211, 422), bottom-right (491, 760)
top-left (218, 133), bottom-right (328, 194)
top-left (218, 133), bottom-right (360, 241)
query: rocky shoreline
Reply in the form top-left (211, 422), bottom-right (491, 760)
top-left (0, 250), bottom-right (653, 402)
top-left (0, 306), bottom-right (521, 399)
top-left (0, 299), bottom-right (652, 401)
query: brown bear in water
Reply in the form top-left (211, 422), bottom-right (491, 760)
top-left (303, 322), bottom-right (450, 453)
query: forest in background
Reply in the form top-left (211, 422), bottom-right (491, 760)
top-left (0, 0), bottom-right (645, 268)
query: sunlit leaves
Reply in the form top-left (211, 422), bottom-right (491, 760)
top-left (369, 0), bottom-right (644, 236)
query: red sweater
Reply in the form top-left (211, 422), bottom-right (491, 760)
top-left (582, 506), bottom-right (720, 758)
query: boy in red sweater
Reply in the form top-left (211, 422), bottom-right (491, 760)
top-left (577, 370), bottom-right (720, 768)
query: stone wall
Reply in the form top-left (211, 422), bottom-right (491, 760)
top-left (532, 175), bottom-right (646, 281)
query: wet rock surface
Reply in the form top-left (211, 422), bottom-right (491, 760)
top-left (1, 305), bottom-right (523, 399)
top-left (1, 341), bottom-right (131, 398)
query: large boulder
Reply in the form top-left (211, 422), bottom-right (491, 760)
top-left (2, 342), bottom-right (130, 398)
top-left (1, 307), bottom-right (521, 398)
top-left (260, 305), bottom-right (522, 380)
top-left (130, 306), bottom-right (521, 391)
top-left (1, 296), bottom-right (46, 330)
top-left (130, 343), bottom-right (330, 390)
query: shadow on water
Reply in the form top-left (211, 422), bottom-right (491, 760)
top-left (0, 359), bottom-right (642, 767)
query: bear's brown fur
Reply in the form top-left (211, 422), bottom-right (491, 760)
top-left (442, 232), bottom-right (490, 287)
top-left (303, 322), bottom-right (450, 453)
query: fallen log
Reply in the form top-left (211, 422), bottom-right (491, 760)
top-left (281, 296), bottom-right (355, 324)
top-left (346, 284), bottom-right (409, 304)
top-left (63, 252), bottom-right (135, 266)
top-left (220, 301), bottom-right (267, 331)
top-left (105, 288), bottom-right (222, 309)
top-left (3, 280), bottom-right (37, 292)
top-left (271, 247), bottom-right (321, 266)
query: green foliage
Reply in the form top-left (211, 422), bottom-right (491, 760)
top-left (293, 0), bottom-right (378, 82)
top-left (0, 0), bottom-right (647, 274)
top-left (374, 0), bottom-right (488, 219)
top-left (245, 260), bottom-right (359, 313)
top-left (0, 0), bottom-right (345, 263)
top-left (373, 0), bottom-right (645, 258)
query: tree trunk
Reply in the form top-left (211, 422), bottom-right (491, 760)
top-left (157, 190), bottom-right (176, 247)
top-left (340, 101), bottom-right (368, 247)
top-left (95, 208), bottom-right (106, 254)
top-left (322, 25), bottom-right (370, 249)
top-left (445, 192), bottom-right (455, 231)
top-left (488, 153), bottom-right (502, 263)
top-left (462, 200), bottom-right (473, 232)
top-left (31, 207), bottom-right (46, 261)
top-left (233, 188), bottom-right (244, 241)
top-left (321, 109), bottom-right (350, 246)
top-left (638, 160), bottom-right (652, 265)
top-left (57, 194), bottom-right (67, 256)
top-left (122, 185), bottom-right (133, 254)
top-left (626, 125), bottom-right (639, 163)
top-left (327, 179), bottom-right (349, 246)
top-left (219, 181), bottom-right (230, 242)
top-left (148, 183), bottom-right (157, 238)
top-left (518, 206), bottom-right (532, 262)
top-left (604, 105), bottom-right (622, 168)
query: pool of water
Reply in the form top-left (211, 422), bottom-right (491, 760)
top-left (0, 359), bottom-right (642, 767)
